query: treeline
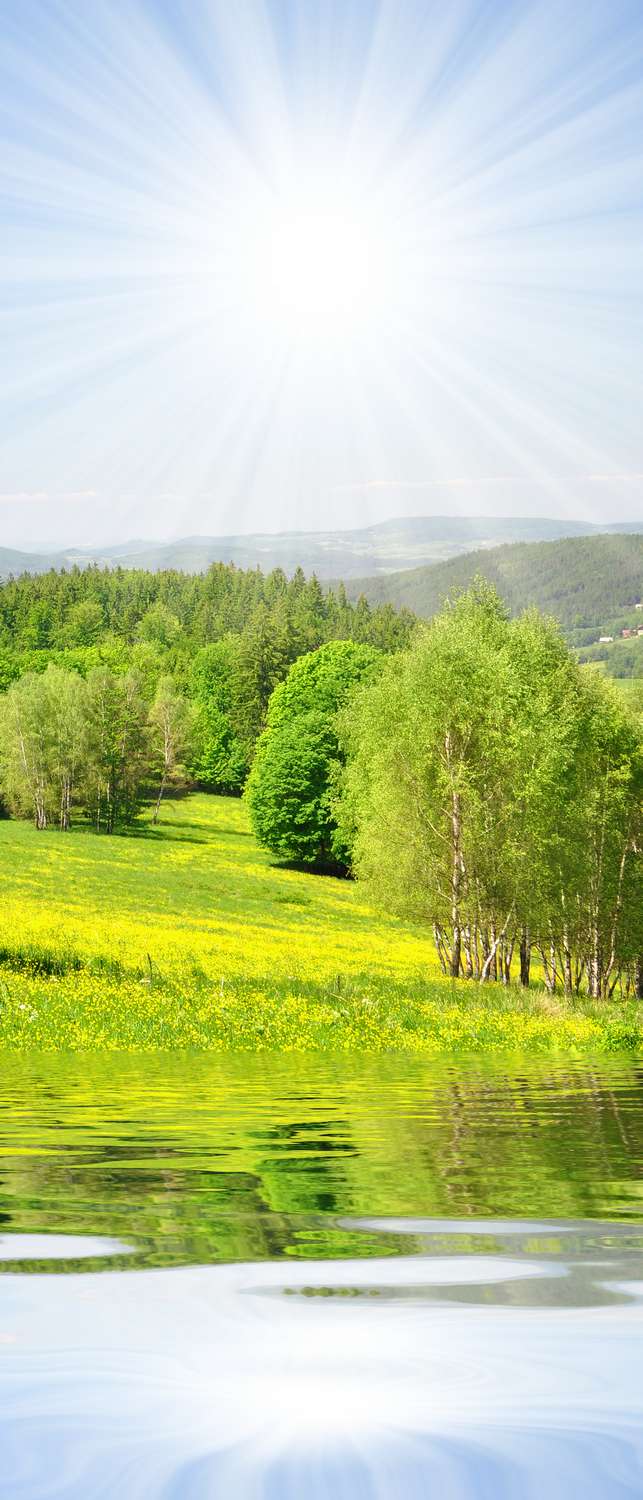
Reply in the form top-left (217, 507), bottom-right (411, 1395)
top-left (0, 561), bottom-right (414, 822)
top-left (0, 560), bottom-right (412, 660)
top-left (247, 584), bottom-right (642, 1000)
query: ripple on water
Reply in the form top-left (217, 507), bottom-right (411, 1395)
top-left (1, 1220), bottom-right (643, 1498)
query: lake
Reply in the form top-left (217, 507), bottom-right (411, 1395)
top-left (1, 1054), bottom-right (643, 1498)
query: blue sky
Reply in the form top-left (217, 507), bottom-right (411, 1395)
top-left (1, 0), bottom-right (643, 546)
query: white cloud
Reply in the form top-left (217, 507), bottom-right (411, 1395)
top-left (0, 490), bottom-right (97, 504)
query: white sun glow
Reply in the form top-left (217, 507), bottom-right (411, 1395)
top-left (4, 0), bottom-right (641, 542)
top-left (228, 183), bottom-right (408, 351)
top-left (259, 202), bottom-right (392, 339)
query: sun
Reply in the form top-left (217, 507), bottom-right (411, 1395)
top-left (261, 204), bottom-right (379, 330)
top-left (233, 182), bottom-right (405, 351)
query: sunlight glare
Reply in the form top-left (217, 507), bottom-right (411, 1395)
top-left (237, 185), bottom-right (403, 349)
top-left (4, 0), bottom-right (641, 537)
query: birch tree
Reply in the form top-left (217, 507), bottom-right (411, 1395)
top-left (0, 665), bottom-right (87, 830)
top-left (567, 676), bottom-right (642, 998)
top-left (83, 668), bottom-right (149, 832)
top-left (336, 582), bottom-right (520, 978)
top-left (335, 583), bottom-right (641, 993)
top-left (148, 676), bottom-right (193, 822)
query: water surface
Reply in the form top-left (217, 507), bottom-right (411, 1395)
top-left (1, 1055), bottom-right (643, 1496)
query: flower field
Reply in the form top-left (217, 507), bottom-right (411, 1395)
top-left (0, 793), bottom-right (641, 1051)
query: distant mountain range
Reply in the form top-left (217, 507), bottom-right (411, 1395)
top-left (341, 533), bottom-right (643, 632)
top-left (0, 515), bottom-right (641, 582)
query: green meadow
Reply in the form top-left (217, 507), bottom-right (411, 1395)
top-left (0, 792), bottom-right (640, 1052)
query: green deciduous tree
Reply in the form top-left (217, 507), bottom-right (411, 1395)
top-left (245, 711), bottom-right (340, 865)
top-left (63, 598), bottom-right (104, 647)
top-left (189, 639), bottom-right (248, 793)
top-left (246, 640), bottom-right (381, 868)
top-left (0, 664), bottom-right (87, 829)
top-left (148, 676), bottom-right (194, 822)
top-left (335, 583), bottom-right (641, 994)
top-left (83, 669), bottom-right (149, 832)
top-left (562, 675), bottom-right (642, 999)
top-left (136, 602), bottom-right (181, 648)
top-left (336, 583), bottom-right (519, 975)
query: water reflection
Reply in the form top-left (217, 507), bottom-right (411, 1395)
top-left (1, 1055), bottom-right (643, 1266)
top-left (1, 1056), bottom-right (643, 1496)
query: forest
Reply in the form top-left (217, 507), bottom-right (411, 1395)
top-left (0, 560), bottom-right (412, 825)
top-left (344, 532), bottom-right (643, 667)
top-left (0, 563), bottom-right (640, 1022)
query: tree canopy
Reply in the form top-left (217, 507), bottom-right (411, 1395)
top-left (0, 561), bottom-right (414, 808)
top-left (246, 640), bottom-right (382, 869)
top-left (335, 582), bottom-right (641, 997)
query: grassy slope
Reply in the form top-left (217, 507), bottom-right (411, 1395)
top-left (0, 793), bottom-right (640, 1051)
top-left (344, 533), bottom-right (643, 633)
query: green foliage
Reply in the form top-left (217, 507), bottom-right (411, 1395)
top-left (336, 582), bottom-right (642, 996)
top-left (148, 675), bottom-right (195, 820)
top-left (82, 668), bottom-right (150, 832)
top-left (10, 640), bottom-right (132, 680)
top-left (266, 638), bottom-right (381, 728)
top-left (246, 711), bottom-right (340, 866)
top-left (614, 677), bottom-right (643, 715)
top-left (189, 639), bottom-right (248, 793)
top-left (0, 664), bottom-right (87, 830)
top-left (566, 673), bottom-right (643, 987)
top-left (247, 640), bottom-right (381, 868)
top-left (0, 660), bottom-right (191, 833)
top-left (0, 561), bottom-right (414, 780)
top-left (137, 601), bottom-right (181, 647)
top-left (230, 600), bottom-right (297, 753)
top-left (62, 598), bottom-right (104, 647)
top-left (0, 559), bottom-right (414, 662)
top-left (0, 650), bottom-right (20, 693)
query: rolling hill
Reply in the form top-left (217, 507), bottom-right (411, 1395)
top-left (341, 533), bottom-right (643, 636)
top-left (1, 514), bottom-right (640, 582)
